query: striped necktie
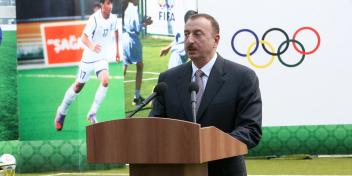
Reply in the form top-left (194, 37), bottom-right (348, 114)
top-left (195, 69), bottom-right (205, 113)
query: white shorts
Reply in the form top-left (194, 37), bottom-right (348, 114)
top-left (76, 60), bottom-right (109, 83)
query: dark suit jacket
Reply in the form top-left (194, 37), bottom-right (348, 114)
top-left (149, 55), bottom-right (262, 176)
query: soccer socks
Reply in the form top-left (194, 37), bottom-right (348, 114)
top-left (58, 86), bottom-right (78, 115)
top-left (88, 85), bottom-right (108, 116)
top-left (58, 84), bottom-right (107, 120)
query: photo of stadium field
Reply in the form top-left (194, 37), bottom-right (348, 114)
top-left (17, 38), bottom-right (169, 141)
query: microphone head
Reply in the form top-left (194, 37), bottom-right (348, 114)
top-left (154, 82), bottom-right (168, 96)
top-left (189, 82), bottom-right (199, 93)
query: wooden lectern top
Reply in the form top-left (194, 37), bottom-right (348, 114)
top-left (86, 117), bottom-right (247, 164)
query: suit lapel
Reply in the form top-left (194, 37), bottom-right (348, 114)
top-left (176, 62), bottom-right (193, 122)
top-left (197, 56), bottom-right (226, 121)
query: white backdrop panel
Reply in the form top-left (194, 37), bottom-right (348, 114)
top-left (198, 0), bottom-right (352, 126)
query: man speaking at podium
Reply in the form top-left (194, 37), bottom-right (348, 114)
top-left (150, 13), bottom-right (262, 176)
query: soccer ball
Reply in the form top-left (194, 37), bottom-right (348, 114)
top-left (0, 154), bottom-right (16, 176)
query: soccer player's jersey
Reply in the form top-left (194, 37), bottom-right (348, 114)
top-left (122, 2), bottom-right (144, 64)
top-left (170, 29), bottom-right (186, 57)
top-left (82, 9), bottom-right (118, 62)
top-left (123, 3), bottom-right (143, 35)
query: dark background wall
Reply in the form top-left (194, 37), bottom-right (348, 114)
top-left (16, 0), bottom-right (123, 22)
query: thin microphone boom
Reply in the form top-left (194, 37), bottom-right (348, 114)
top-left (189, 82), bottom-right (199, 123)
top-left (127, 82), bottom-right (168, 118)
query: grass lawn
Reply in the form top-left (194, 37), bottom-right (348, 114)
top-left (14, 157), bottom-right (352, 175)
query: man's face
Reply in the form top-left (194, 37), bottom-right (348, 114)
top-left (184, 17), bottom-right (219, 63)
top-left (101, 1), bottom-right (113, 17)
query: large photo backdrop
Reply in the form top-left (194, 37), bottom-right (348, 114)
top-left (17, 0), bottom-right (125, 141)
top-left (1, 0), bottom-right (125, 173)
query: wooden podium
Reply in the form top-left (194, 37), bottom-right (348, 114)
top-left (86, 118), bottom-right (247, 176)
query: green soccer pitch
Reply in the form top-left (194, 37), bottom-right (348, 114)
top-left (17, 38), bottom-right (171, 141)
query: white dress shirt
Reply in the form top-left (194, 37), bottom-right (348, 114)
top-left (191, 53), bottom-right (218, 90)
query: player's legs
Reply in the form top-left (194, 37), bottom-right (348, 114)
top-left (135, 61), bottom-right (143, 97)
top-left (87, 60), bottom-right (109, 124)
top-left (123, 35), bottom-right (144, 105)
top-left (55, 82), bottom-right (85, 131)
top-left (55, 62), bottom-right (92, 131)
top-left (133, 37), bottom-right (144, 104)
top-left (57, 82), bottom-right (85, 115)
top-left (122, 33), bottom-right (132, 78)
top-left (59, 62), bottom-right (91, 114)
top-left (123, 64), bottom-right (128, 77)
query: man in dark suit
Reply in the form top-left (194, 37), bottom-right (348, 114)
top-left (149, 13), bottom-right (262, 176)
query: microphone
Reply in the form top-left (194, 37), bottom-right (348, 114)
top-left (189, 82), bottom-right (199, 123)
top-left (127, 82), bottom-right (168, 118)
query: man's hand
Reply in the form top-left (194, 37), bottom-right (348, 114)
top-left (160, 46), bottom-right (171, 57)
top-left (143, 16), bottom-right (153, 26)
top-left (116, 52), bottom-right (121, 63)
top-left (81, 34), bottom-right (101, 54)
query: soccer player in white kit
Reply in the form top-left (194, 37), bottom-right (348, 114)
top-left (160, 10), bottom-right (198, 69)
top-left (54, 0), bottom-right (120, 131)
top-left (122, 0), bottom-right (153, 105)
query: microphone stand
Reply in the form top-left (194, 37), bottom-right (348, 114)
top-left (126, 82), bottom-right (168, 118)
top-left (191, 91), bottom-right (197, 123)
top-left (189, 82), bottom-right (199, 123)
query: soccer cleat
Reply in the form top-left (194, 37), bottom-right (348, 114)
top-left (87, 113), bottom-right (98, 124)
top-left (55, 111), bottom-right (66, 131)
top-left (132, 96), bottom-right (145, 105)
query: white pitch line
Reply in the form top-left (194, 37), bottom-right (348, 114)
top-left (124, 77), bottom-right (158, 83)
top-left (43, 173), bottom-right (128, 176)
top-left (42, 174), bottom-right (352, 176)
top-left (18, 74), bottom-right (158, 83)
top-left (126, 70), bottom-right (160, 75)
top-left (19, 74), bottom-right (124, 80)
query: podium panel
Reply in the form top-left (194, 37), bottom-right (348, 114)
top-left (130, 164), bottom-right (207, 176)
top-left (86, 118), bottom-right (248, 176)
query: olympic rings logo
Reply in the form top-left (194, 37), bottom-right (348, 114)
top-left (231, 27), bottom-right (321, 68)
